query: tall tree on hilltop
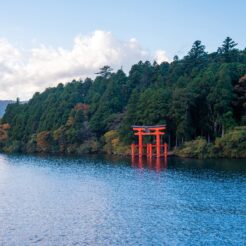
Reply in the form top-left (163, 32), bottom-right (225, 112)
top-left (95, 65), bottom-right (113, 79)
top-left (219, 37), bottom-right (238, 53)
top-left (217, 37), bottom-right (238, 62)
top-left (184, 40), bottom-right (208, 75)
top-left (188, 40), bottom-right (207, 59)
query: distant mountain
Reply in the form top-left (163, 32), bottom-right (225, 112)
top-left (0, 100), bottom-right (14, 117)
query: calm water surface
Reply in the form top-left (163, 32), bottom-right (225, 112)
top-left (0, 154), bottom-right (245, 245)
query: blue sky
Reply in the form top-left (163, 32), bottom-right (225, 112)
top-left (1, 0), bottom-right (245, 56)
top-left (0, 0), bottom-right (245, 99)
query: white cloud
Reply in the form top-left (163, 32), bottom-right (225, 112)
top-left (154, 50), bottom-right (169, 64)
top-left (0, 30), bottom-right (169, 100)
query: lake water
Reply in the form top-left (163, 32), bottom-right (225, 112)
top-left (0, 154), bottom-right (245, 245)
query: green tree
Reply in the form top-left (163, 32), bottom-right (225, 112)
top-left (217, 37), bottom-right (238, 62)
top-left (95, 65), bottom-right (113, 79)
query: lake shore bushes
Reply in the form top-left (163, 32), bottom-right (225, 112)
top-left (0, 126), bottom-right (245, 159)
top-left (0, 37), bottom-right (246, 159)
top-left (174, 126), bottom-right (246, 159)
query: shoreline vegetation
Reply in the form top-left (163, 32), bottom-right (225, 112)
top-left (0, 37), bottom-right (246, 159)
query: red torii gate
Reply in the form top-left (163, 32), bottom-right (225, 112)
top-left (131, 125), bottom-right (168, 158)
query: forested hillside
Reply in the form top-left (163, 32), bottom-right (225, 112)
top-left (1, 37), bottom-right (246, 158)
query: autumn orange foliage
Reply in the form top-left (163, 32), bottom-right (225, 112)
top-left (74, 103), bottom-right (89, 112)
top-left (36, 131), bottom-right (51, 152)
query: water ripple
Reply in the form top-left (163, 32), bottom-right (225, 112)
top-left (0, 154), bottom-right (245, 245)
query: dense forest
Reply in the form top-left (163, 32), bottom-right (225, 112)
top-left (0, 37), bottom-right (246, 158)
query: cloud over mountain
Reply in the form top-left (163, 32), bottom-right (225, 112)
top-left (0, 30), bottom-right (168, 100)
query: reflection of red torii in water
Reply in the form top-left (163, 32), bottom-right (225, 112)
top-left (131, 125), bottom-right (168, 158)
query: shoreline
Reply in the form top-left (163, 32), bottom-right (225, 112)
top-left (1, 150), bottom-right (246, 160)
